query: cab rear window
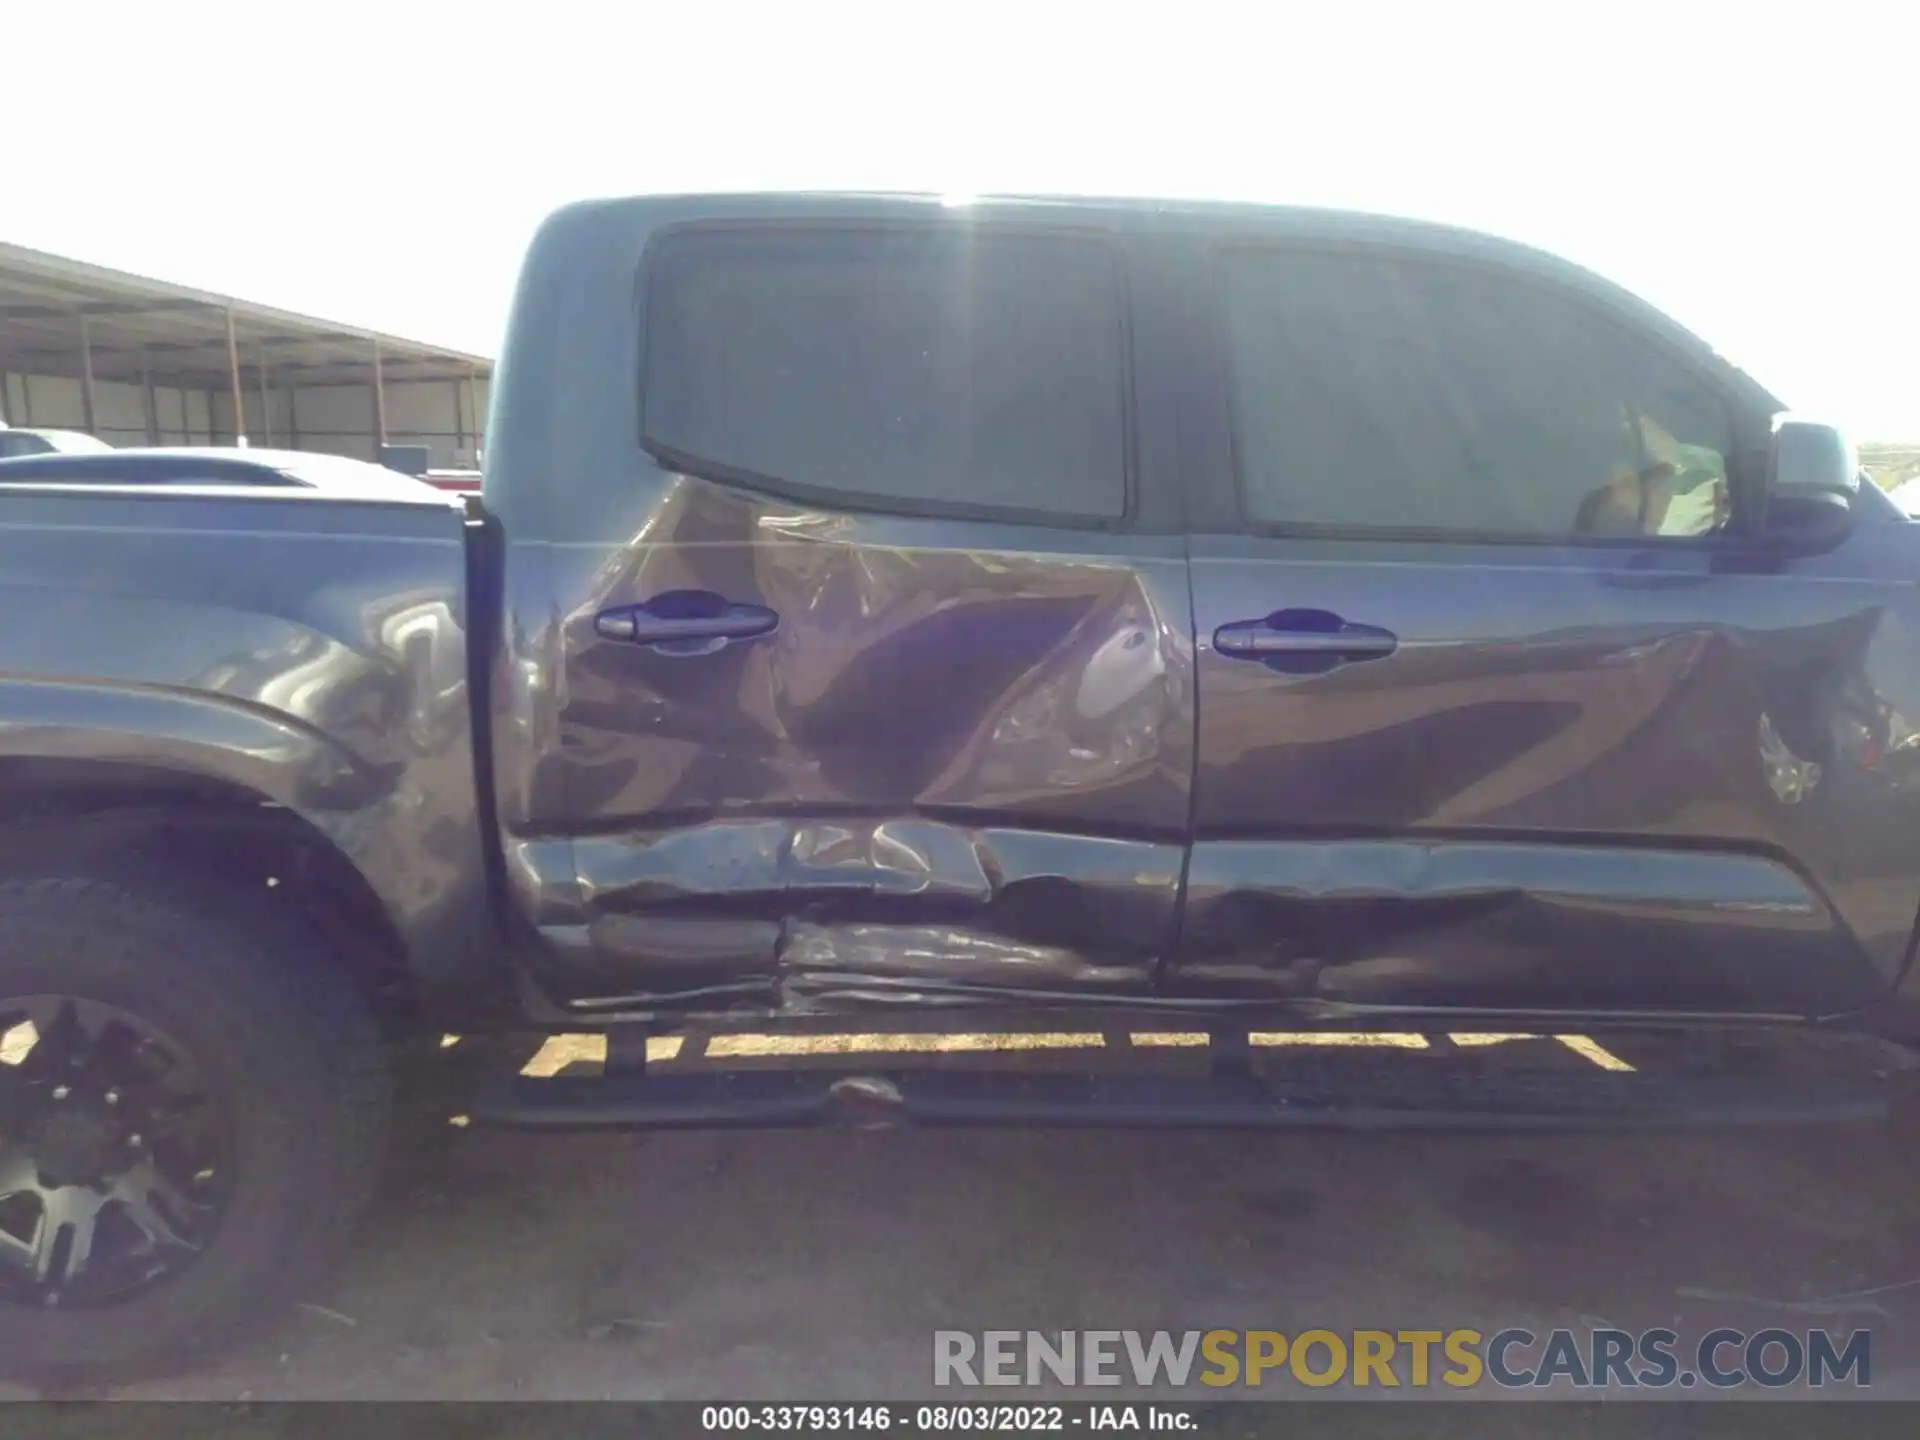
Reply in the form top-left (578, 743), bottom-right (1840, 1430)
top-left (641, 227), bottom-right (1128, 522)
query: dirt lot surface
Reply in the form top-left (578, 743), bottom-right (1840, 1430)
top-left (2, 1029), bottom-right (1915, 1406)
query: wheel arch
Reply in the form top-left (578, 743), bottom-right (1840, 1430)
top-left (0, 675), bottom-right (509, 1028)
top-left (0, 753), bottom-right (420, 1032)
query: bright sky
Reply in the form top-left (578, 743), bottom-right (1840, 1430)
top-left (5, 1), bottom-right (1916, 435)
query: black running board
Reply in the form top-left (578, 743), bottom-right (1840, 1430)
top-left (470, 1068), bottom-right (1890, 1133)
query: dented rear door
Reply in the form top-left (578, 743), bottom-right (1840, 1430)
top-left (514, 203), bottom-right (1195, 1010)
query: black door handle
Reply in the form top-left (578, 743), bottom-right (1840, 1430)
top-left (1214, 610), bottom-right (1398, 672)
top-left (595, 592), bottom-right (779, 654)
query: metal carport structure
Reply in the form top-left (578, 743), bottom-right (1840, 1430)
top-left (0, 241), bottom-right (491, 466)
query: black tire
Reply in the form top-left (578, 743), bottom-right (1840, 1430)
top-left (0, 867), bottom-right (390, 1382)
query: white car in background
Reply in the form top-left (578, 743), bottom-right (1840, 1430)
top-left (0, 446), bottom-right (447, 498)
top-left (0, 424), bottom-right (114, 458)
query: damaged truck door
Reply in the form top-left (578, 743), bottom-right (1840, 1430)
top-left (1172, 242), bottom-right (1920, 1017)
top-left (510, 215), bottom-right (1195, 1009)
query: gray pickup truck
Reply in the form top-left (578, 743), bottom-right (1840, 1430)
top-left (2, 194), bottom-right (1917, 1379)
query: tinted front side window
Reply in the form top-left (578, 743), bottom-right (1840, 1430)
top-left (644, 228), bottom-right (1128, 520)
top-left (1220, 250), bottom-right (1735, 539)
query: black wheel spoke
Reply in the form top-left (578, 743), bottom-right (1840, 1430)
top-left (0, 1071), bottom-right (32, 1135)
top-left (0, 991), bottom-right (231, 1309)
top-left (33, 1187), bottom-right (105, 1290)
top-left (88, 1020), bottom-right (145, 1091)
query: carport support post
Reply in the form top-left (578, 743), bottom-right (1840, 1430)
top-left (79, 314), bottom-right (99, 436)
top-left (371, 337), bottom-right (388, 452)
top-left (467, 370), bottom-right (484, 465)
top-left (139, 349), bottom-right (159, 445)
top-left (258, 348), bottom-right (273, 446)
top-left (225, 306), bottom-right (246, 446)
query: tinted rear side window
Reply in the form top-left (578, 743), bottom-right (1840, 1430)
top-left (1219, 249), bottom-right (1735, 539)
top-left (643, 228), bottom-right (1128, 520)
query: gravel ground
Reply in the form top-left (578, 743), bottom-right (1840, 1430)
top-left (7, 1031), bottom-right (1917, 1405)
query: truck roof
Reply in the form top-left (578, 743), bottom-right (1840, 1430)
top-left (519, 190), bottom-right (1781, 420)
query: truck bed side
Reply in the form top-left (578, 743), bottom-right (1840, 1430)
top-left (0, 484), bottom-right (504, 1014)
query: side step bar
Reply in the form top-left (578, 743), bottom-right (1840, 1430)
top-left (470, 1067), bottom-right (1891, 1134)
